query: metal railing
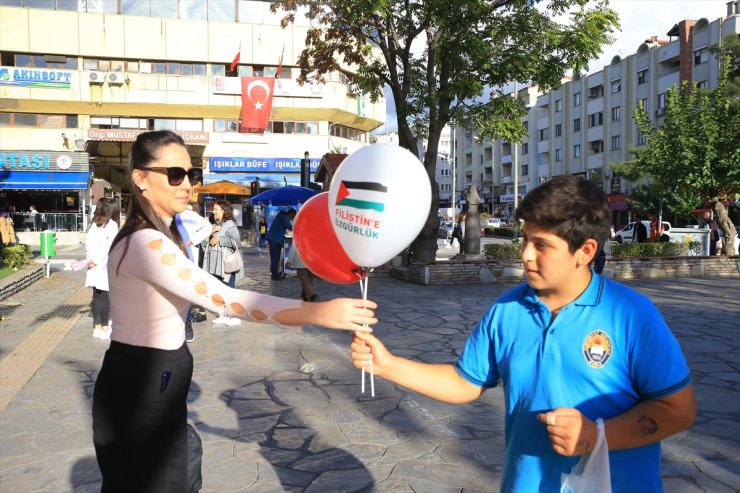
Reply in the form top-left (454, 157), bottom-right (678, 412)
top-left (8, 213), bottom-right (83, 232)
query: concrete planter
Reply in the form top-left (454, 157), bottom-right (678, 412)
top-left (391, 256), bottom-right (740, 285)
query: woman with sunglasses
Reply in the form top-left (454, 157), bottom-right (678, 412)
top-left (92, 130), bottom-right (377, 492)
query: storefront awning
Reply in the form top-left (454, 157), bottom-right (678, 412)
top-left (194, 180), bottom-right (251, 196)
top-left (0, 171), bottom-right (89, 190)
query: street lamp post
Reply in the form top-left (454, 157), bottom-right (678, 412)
top-left (451, 125), bottom-right (456, 230)
top-left (301, 151), bottom-right (310, 187)
top-left (512, 82), bottom-right (519, 242)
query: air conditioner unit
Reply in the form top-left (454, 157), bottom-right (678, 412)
top-left (89, 71), bottom-right (106, 84)
top-left (347, 82), bottom-right (360, 95)
top-left (107, 72), bottom-right (124, 85)
top-left (587, 87), bottom-right (599, 98)
top-left (539, 176), bottom-right (549, 185)
top-left (655, 107), bottom-right (666, 116)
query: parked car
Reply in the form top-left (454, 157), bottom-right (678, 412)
top-left (615, 220), bottom-right (672, 243)
top-left (438, 220), bottom-right (453, 239)
top-left (485, 218), bottom-right (503, 228)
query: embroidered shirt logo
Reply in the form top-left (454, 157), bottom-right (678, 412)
top-left (583, 330), bottom-right (612, 368)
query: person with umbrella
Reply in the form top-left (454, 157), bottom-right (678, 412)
top-left (266, 208), bottom-right (296, 280)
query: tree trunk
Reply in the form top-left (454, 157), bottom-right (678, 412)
top-left (712, 199), bottom-right (737, 255)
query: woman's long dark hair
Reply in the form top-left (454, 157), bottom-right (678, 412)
top-left (92, 197), bottom-right (121, 228)
top-left (214, 199), bottom-right (234, 223)
top-left (111, 130), bottom-right (189, 273)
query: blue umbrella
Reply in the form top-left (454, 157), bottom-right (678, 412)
top-left (250, 185), bottom-right (317, 206)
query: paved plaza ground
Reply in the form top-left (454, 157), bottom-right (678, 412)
top-left (0, 244), bottom-right (738, 492)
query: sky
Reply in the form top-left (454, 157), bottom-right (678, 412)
top-left (378, 0), bottom-right (730, 133)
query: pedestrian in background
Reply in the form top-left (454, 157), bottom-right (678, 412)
top-left (258, 215), bottom-right (267, 248)
top-left (202, 199), bottom-right (243, 326)
top-left (703, 211), bottom-right (719, 255)
top-left (266, 208), bottom-right (296, 280)
top-left (634, 213), bottom-right (648, 243)
top-left (351, 175), bottom-right (695, 492)
top-left (451, 212), bottom-right (465, 252)
top-left (85, 198), bottom-right (120, 340)
top-left (286, 239), bottom-right (318, 302)
top-left (175, 201), bottom-right (212, 342)
top-left (93, 130), bottom-right (377, 493)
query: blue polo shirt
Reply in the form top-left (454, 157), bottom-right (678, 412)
top-left (456, 274), bottom-right (690, 493)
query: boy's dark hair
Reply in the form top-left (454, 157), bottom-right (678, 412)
top-left (515, 175), bottom-right (611, 253)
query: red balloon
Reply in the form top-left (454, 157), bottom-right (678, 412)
top-left (293, 193), bottom-right (366, 284)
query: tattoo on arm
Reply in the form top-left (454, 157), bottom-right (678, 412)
top-left (637, 415), bottom-right (658, 436)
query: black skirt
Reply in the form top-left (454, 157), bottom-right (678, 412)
top-left (93, 340), bottom-right (193, 493)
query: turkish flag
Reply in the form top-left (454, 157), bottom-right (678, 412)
top-left (240, 77), bottom-right (275, 131)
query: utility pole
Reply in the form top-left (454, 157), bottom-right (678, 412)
top-left (300, 151), bottom-right (310, 187)
top-left (451, 125), bottom-right (456, 230)
top-left (512, 82), bottom-right (519, 242)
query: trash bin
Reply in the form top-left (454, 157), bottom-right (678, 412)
top-left (40, 230), bottom-right (57, 257)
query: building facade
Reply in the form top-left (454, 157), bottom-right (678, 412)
top-left (0, 0), bottom-right (385, 230)
top-left (452, 6), bottom-right (739, 227)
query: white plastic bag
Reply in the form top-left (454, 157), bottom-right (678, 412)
top-left (561, 418), bottom-right (612, 493)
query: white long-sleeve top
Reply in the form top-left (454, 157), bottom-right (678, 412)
top-left (108, 228), bottom-right (302, 349)
top-left (84, 220), bottom-right (119, 291)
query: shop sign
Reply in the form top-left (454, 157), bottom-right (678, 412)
top-left (610, 177), bottom-right (621, 194)
top-left (87, 129), bottom-right (209, 144)
top-left (0, 151), bottom-right (88, 172)
top-left (0, 66), bottom-right (73, 89)
top-left (209, 157), bottom-right (320, 173)
top-left (500, 194), bottom-right (523, 203)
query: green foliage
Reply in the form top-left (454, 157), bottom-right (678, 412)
top-left (483, 242), bottom-right (521, 260)
top-left (1, 244), bottom-right (32, 269)
top-left (610, 242), bottom-right (690, 258)
top-left (631, 63), bottom-right (740, 213)
top-left (272, 0), bottom-right (619, 263)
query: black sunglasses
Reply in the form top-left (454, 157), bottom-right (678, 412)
top-left (142, 167), bottom-right (203, 186)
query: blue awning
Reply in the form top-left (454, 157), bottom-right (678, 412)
top-left (0, 171), bottom-right (89, 190)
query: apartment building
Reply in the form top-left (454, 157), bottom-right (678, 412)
top-left (0, 0), bottom-right (384, 229)
top-left (452, 5), bottom-right (739, 226)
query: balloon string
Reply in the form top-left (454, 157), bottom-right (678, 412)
top-left (359, 269), bottom-right (374, 397)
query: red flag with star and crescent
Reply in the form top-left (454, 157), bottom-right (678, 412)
top-left (240, 77), bottom-right (275, 131)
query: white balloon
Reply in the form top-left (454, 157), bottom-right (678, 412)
top-left (328, 144), bottom-right (431, 267)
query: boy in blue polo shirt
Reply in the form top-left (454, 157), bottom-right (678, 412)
top-left (351, 175), bottom-right (696, 492)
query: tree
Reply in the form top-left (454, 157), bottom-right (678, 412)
top-left (628, 62), bottom-right (740, 255)
top-left (272, 0), bottom-right (618, 263)
top-left (711, 33), bottom-right (740, 103)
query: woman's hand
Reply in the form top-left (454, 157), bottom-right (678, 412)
top-left (299, 298), bottom-right (377, 332)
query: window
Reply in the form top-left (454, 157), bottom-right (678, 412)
top-left (694, 47), bottom-right (709, 65)
top-left (638, 69), bottom-right (648, 84)
top-left (0, 113), bottom-right (77, 128)
top-left (637, 131), bottom-right (647, 146)
top-left (611, 106), bottom-right (621, 122)
top-left (555, 148), bottom-right (562, 161)
top-left (588, 112), bottom-right (603, 128)
top-left (640, 98), bottom-right (649, 112)
top-left (611, 79), bottom-right (621, 93)
top-left (521, 143), bottom-right (529, 155)
top-left (697, 80), bottom-right (708, 89)
top-left (521, 164), bottom-right (528, 176)
top-left (573, 118), bottom-right (581, 132)
top-left (658, 92), bottom-right (666, 110)
top-left (589, 140), bottom-right (603, 154)
top-left (555, 99), bottom-right (562, 112)
top-left (574, 92), bottom-right (582, 106)
top-left (538, 128), bottom-right (549, 141)
top-left (573, 144), bottom-right (582, 158)
top-left (555, 124), bottom-right (562, 137)
top-left (611, 135), bottom-right (621, 150)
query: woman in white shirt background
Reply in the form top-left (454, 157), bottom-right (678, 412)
top-left (84, 197), bottom-right (120, 340)
top-left (92, 130), bottom-right (377, 492)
